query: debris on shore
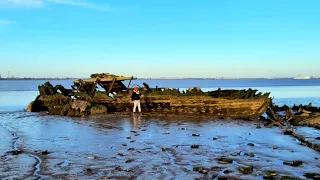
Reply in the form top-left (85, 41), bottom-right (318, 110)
top-left (268, 102), bottom-right (320, 129)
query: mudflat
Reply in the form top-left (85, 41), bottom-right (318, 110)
top-left (1, 112), bottom-right (319, 180)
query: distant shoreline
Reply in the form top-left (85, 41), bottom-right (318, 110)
top-left (138, 78), bottom-right (320, 80)
top-left (0, 78), bottom-right (320, 81)
top-left (0, 78), bottom-right (78, 80)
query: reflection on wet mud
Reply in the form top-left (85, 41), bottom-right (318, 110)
top-left (132, 113), bottom-right (142, 128)
top-left (0, 111), bottom-right (319, 179)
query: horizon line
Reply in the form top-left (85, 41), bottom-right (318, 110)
top-left (1, 77), bottom-right (319, 80)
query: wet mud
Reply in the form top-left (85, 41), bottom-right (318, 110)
top-left (0, 112), bottom-right (47, 180)
top-left (0, 112), bottom-right (319, 179)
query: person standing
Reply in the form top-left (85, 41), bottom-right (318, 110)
top-left (131, 86), bottom-right (142, 113)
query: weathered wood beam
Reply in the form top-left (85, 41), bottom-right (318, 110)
top-left (90, 79), bottom-right (99, 95)
top-left (284, 130), bottom-right (320, 152)
top-left (127, 77), bottom-right (133, 93)
top-left (265, 106), bottom-right (284, 128)
top-left (266, 119), bottom-right (284, 129)
top-left (107, 78), bottom-right (116, 93)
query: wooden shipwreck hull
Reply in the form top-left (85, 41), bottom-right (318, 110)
top-left (93, 95), bottom-right (270, 120)
top-left (26, 73), bottom-right (271, 120)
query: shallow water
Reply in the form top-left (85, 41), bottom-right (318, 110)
top-left (0, 112), bottom-right (319, 179)
top-left (0, 79), bottom-right (320, 179)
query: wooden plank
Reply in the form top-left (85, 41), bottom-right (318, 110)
top-left (85, 76), bottom-right (136, 83)
top-left (90, 78), bottom-right (99, 95)
top-left (107, 78), bottom-right (116, 93)
top-left (126, 77), bottom-right (133, 93)
top-left (127, 78), bottom-right (132, 89)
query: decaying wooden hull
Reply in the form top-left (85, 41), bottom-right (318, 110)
top-left (28, 93), bottom-right (269, 120)
top-left (95, 95), bottom-right (270, 120)
top-left (26, 73), bottom-right (271, 120)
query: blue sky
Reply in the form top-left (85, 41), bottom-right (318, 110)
top-left (0, 0), bottom-right (319, 78)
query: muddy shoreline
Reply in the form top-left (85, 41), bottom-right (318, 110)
top-left (0, 111), bottom-right (319, 180)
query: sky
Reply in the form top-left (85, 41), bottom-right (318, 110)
top-left (0, 0), bottom-right (319, 78)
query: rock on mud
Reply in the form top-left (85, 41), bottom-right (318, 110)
top-left (283, 161), bottom-right (303, 167)
top-left (266, 170), bottom-right (277, 176)
top-left (263, 176), bottom-right (276, 180)
top-left (217, 157), bottom-right (233, 164)
top-left (193, 167), bottom-right (209, 174)
top-left (7, 150), bottom-right (23, 155)
top-left (41, 150), bottom-right (49, 155)
top-left (191, 145), bottom-right (200, 148)
top-left (223, 169), bottom-right (232, 174)
top-left (238, 165), bottom-right (253, 174)
top-left (86, 168), bottom-right (94, 175)
top-left (243, 152), bottom-right (254, 157)
top-left (304, 173), bottom-right (320, 179)
top-left (280, 176), bottom-right (299, 180)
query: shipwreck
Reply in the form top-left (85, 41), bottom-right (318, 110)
top-left (27, 73), bottom-right (271, 120)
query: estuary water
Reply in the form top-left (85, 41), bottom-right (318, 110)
top-left (1, 79), bottom-right (320, 111)
top-left (0, 79), bottom-right (319, 179)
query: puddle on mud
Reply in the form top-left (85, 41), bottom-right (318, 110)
top-left (0, 112), bottom-right (319, 179)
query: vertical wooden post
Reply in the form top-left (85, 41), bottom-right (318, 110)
top-left (91, 78), bottom-right (99, 95)
top-left (108, 78), bottom-right (116, 93)
top-left (126, 76), bottom-right (133, 93)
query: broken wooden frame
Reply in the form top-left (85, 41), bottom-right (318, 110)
top-left (73, 74), bottom-right (136, 96)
